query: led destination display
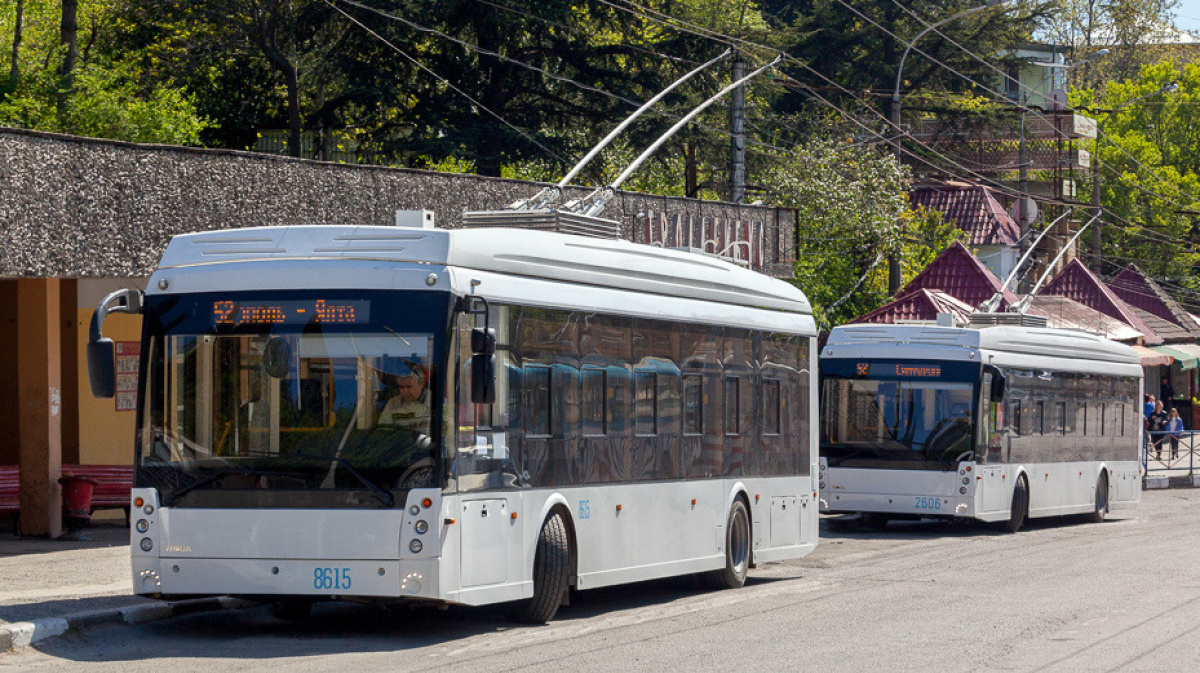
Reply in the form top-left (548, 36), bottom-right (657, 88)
top-left (213, 299), bottom-right (370, 326)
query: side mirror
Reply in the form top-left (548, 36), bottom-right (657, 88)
top-left (471, 354), bottom-right (496, 404)
top-left (87, 339), bottom-right (117, 398)
top-left (87, 288), bottom-right (143, 399)
top-left (984, 365), bottom-right (1006, 402)
top-left (471, 327), bottom-right (496, 354)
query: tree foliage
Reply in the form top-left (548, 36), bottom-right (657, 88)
top-left (1072, 60), bottom-right (1200, 279)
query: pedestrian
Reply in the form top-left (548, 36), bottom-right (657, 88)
top-left (1166, 407), bottom-right (1185, 460)
top-left (1144, 394), bottom-right (1155, 420)
top-left (1161, 376), bottom-right (1176, 406)
top-left (1150, 400), bottom-right (1169, 460)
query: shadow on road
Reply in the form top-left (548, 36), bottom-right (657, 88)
top-left (820, 512), bottom-right (1111, 542)
top-left (29, 572), bottom-right (783, 663)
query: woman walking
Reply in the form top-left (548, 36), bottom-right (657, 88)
top-left (1166, 407), bottom-right (1185, 460)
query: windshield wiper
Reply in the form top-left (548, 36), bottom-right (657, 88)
top-left (167, 467), bottom-right (299, 505)
top-left (324, 457), bottom-right (395, 508)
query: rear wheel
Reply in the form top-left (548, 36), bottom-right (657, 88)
top-left (512, 511), bottom-right (571, 623)
top-left (1089, 472), bottom-right (1109, 523)
top-left (1003, 475), bottom-right (1029, 533)
top-left (707, 499), bottom-right (750, 589)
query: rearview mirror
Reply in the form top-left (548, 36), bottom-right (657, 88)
top-left (87, 339), bottom-right (116, 398)
top-left (471, 354), bottom-right (496, 404)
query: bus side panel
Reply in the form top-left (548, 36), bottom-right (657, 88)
top-left (570, 481), bottom-right (725, 590)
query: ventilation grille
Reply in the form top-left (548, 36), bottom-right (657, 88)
top-left (968, 312), bottom-right (1050, 328)
top-left (460, 209), bottom-right (621, 239)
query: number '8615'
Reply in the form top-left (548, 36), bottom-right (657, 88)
top-left (313, 567), bottom-right (352, 590)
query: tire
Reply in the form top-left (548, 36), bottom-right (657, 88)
top-left (269, 598), bottom-right (313, 621)
top-left (512, 511), bottom-right (571, 623)
top-left (1003, 475), bottom-right (1029, 534)
top-left (707, 498), bottom-right (750, 590)
top-left (1089, 472), bottom-right (1109, 523)
top-left (861, 512), bottom-right (890, 531)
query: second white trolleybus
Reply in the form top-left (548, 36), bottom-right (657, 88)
top-left (819, 317), bottom-right (1142, 532)
top-left (88, 223), bottom-right (819, 622)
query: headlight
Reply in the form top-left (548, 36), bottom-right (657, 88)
top-left (415, 520), bottom-right (428, 534)
top-left (136, 519), bottom-right (149, 533)
top-left (819, 482), bottom-right (826, 490)
top-left (140, 537), bottom-right (153, 552)
top-left (409, 539), bottom-right (423, 553)
top-left (962, 477), bottom-right (970, 485)
top-left (143, 505), bottom-right (154, 515)
top-left (959, 487), bottom-right (967, 494)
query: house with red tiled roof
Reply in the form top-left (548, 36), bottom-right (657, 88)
top-left (910, 181), bottom-right (1021, 281)
top-left (896, 240), bottom-right (1019, 310)
top-left (1038, 259), bottom-right (1163, 345)
top-left (850, 241), bottom-right (1016, 324)
top-left (1108, 265), bottom-right (1200, 340)
top-left (852, 289), bottom-right (975, 325)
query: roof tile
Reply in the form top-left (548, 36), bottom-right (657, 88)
top-left (910, 183), bottom-right (1021, 246)
top-left (1038, 259), bottom-right (1163, 345)
top-left (899, 240), bottom-right (1019, 308)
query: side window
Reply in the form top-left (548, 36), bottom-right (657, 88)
top-left (581, 367), bottom-right (607, 437)
top-left (1035, 400), bottom-right (1045, 435)
top-left (1097, 403), bottom-right (1106, 436)
top-left (525, 366), bottom-right (551, 437)
top-left (1056, 402), bottom-right (1066, 437)
top-left (1009, 400), bottom-right (1022, 436)
top-left (683, 373), bottom-right (703, 436)
top-left (724, 376), bottom-right (740, 436)
top-left (1080, 402), bottom-right (1088, 436)
top-left (635, 370), bottom-right (657, 436)
top-left (763, 379), bottom-right (781, 436)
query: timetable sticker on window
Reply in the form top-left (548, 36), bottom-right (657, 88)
top-left (115, 341), bottom-right (140, 411)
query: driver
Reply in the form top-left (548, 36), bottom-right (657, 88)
top-left (378, 360), bottom-right (430, 434)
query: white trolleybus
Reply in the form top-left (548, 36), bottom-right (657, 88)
top-left (818, 317), bottom-right (1143, 532)
top-left (87, 223), bottom-right (819, 621)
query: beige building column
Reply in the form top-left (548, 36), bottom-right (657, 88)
top-left (17, 278), bottom-right (63, 538)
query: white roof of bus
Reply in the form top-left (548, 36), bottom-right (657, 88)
top-left (824, 323), bottom-right (1141, 366)
top-left (154, 225), bottom-right (811, 315)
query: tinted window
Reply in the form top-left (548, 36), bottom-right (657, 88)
top-left (683, 373), bottom-right (703, 435)
top-left (724, 376), bottom-right (740, 436)
top-left (635, 370), bottom-right (657, 436)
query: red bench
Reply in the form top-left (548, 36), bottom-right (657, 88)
top-left (1, 465), bottom-right (17, 535)
top-left (61, 464), bottom-right (133, 524)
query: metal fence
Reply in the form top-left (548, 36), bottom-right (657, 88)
top-left (1144, 430), bottom-right (1197, 477)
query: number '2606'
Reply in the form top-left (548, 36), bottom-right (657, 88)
top-left (914, 496), bottom-right (941, 511)
top-left (313, 567), bottom-right (352, 590)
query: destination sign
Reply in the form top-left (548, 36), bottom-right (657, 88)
top-left (213, 299), bottom-right (369, 326)
top-left (855, 362), bottom-right (943, 378)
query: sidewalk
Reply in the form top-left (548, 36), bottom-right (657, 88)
top-left (0, 520), bottom-right (247, 651)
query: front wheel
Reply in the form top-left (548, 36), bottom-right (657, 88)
top-left (1002, 475), bottom-right (1029, 534)
top-left (707, 499), bottom-right (750, 589)
top-left (512, 511), bottom-right (571, 623)
top-left (1088, 472), bottom-right (1109, 523)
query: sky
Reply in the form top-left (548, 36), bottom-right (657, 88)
top-left (1176, 2), bottom-right (1200, 35)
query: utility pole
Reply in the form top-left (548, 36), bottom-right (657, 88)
top-left (730, 53), bottom-right (746, 204)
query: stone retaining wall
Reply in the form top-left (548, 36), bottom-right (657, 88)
top-left (0, 128), bottom-right (794, 278)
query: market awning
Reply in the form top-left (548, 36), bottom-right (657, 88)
top-left (1161, 343), bottom-right (1200, 369)
top-left (1135, 345), bottom-right (1175, 367)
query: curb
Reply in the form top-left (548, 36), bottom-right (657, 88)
top-left (1, 596), bottom-right (257, 652)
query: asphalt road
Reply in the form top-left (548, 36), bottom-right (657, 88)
top-left (4, 488), bottom-right (1199, 672)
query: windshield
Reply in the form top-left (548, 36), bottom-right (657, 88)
top-left (137, 290), bottom-right (451, 508)
top-left (821, 359), bottom-right (978, 470)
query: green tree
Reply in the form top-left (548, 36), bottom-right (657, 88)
top-left (758, 136), bottom-right (960, 328)
top-left (1073, 60), bottom-right (1200, 278)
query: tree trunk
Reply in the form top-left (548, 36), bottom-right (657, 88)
top-left (58, 0), bottom-right (78, 85)
top-left (10, 0), bottom-right (24, 82)
top-left (283, 61), bottom-right (301, 158)
top-left (685, 140), bottom-right (699, 198)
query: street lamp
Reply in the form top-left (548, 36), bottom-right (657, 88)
top-left (1089, 80), bottom-right (1180, 271)
top-left (887, 0), bottom-right (1011, 293)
